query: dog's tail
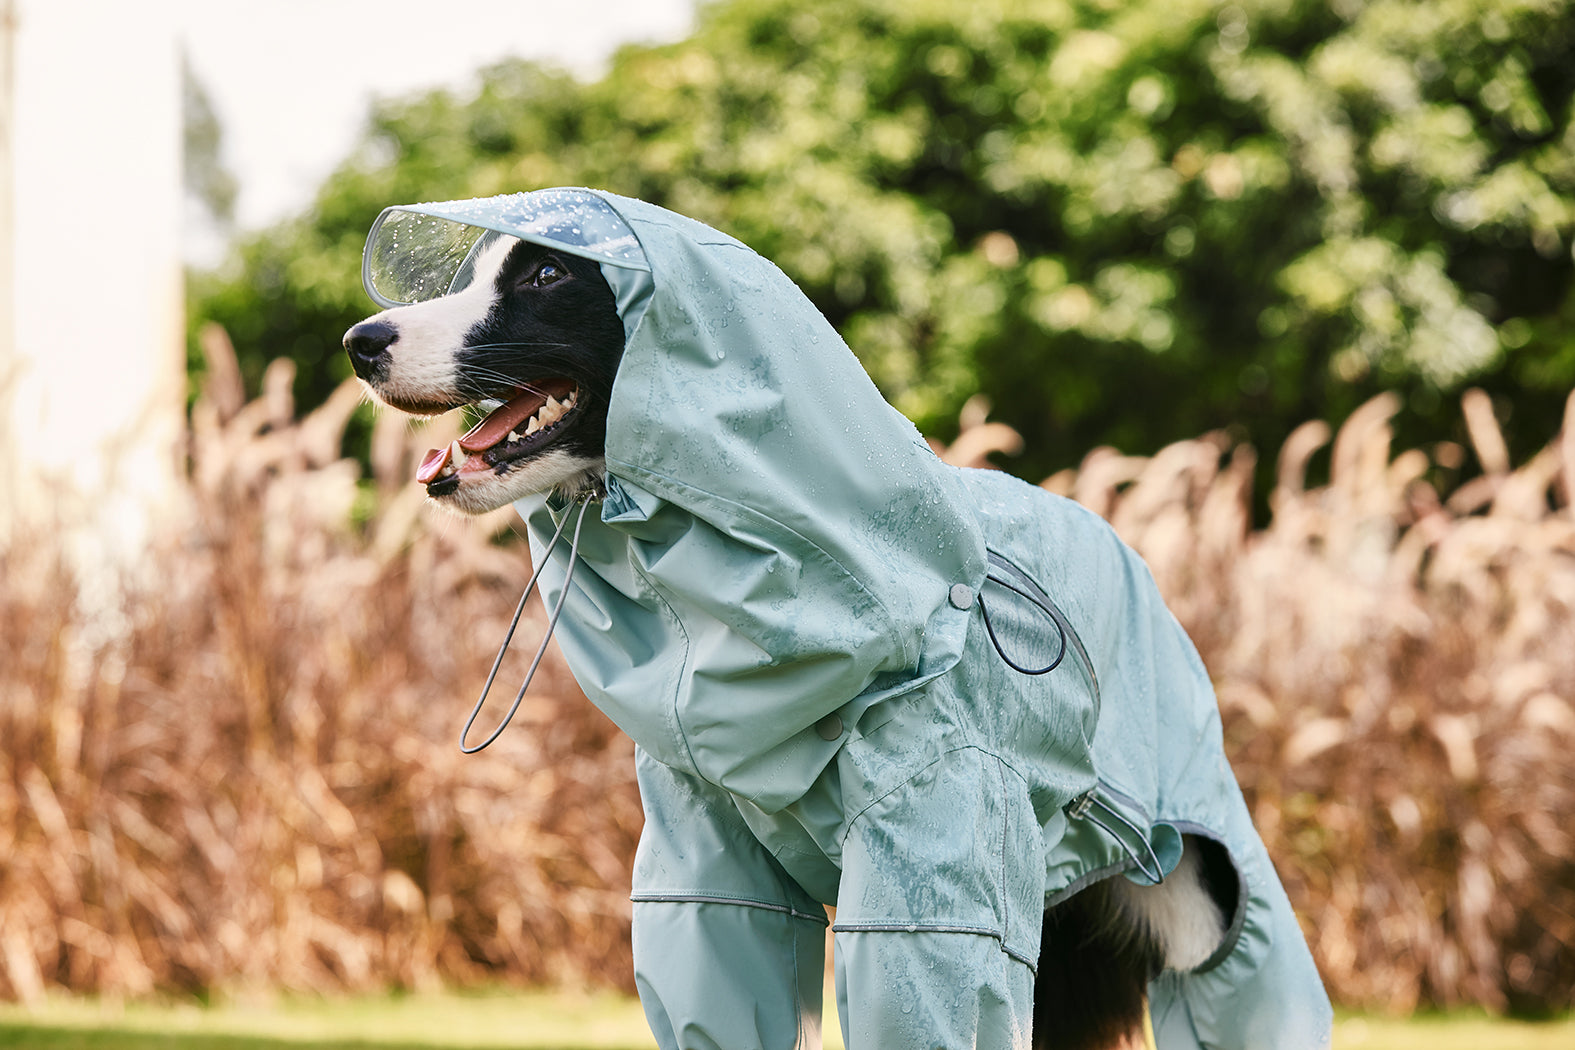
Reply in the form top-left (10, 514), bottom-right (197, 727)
top-left (1033, 835), bottom-right (1238, 1049)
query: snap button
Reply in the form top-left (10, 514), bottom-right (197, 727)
top-left (815, 713), bottom-right (844, 741)
top-left (948, 583), bottom-right (975, 610)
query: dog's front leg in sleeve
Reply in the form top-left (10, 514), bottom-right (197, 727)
top-left (630, 747), bottom-right (828, 1050)
top-left (833, 927), bottom-right (1034, 1049)
top-left (831, 746), bottom-right (1042, 1049)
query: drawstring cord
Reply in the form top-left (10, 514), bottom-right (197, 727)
top-left (1068, 789), bottom-right (1168, 885)
top-left (978, 571), bottom-right (1068, 676)
top-left (978, 551), bottom-right (1096, 695)
top-left (979, 552), bottom-right (1165, 882)
top-left (459, 493), bottom-right (596, 753)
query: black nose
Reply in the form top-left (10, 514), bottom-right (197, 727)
top-left (343, 320), bottom-right (397, 378)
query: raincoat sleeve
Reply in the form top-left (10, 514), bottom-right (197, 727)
top-left (630, 747), bottom-right (829, 1050)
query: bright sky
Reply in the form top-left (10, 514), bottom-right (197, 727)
top-left (173, 0), bottom-right (696, 235)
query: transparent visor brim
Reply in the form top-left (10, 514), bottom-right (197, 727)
top-left (361, 190), bottom-right (649, 309)
top-left (362, 212), bottom-right (489, 308)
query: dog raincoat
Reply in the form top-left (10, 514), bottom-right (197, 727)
top-left (362, 188), bottom-right (1332, 1049)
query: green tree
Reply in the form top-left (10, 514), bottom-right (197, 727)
top-left (183, 51), bottom-right (238, 231)
top-left (193, 0), bottom-right (1575, 479)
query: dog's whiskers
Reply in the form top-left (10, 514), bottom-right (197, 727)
top-left (454, 366), bottom-right (536, 390)
top-left (465, 341), bottom-right (573, 350)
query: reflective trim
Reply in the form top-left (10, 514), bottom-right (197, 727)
top-left (831, 922), bottom-right (997, 936)
top-left (630, 893), bottom-right (829, 926)
top-left (832, 923), bottom-right (1038, 967)
top-left (1042, 859), bottom-right (1138, 910)
top-left (1161, 821), bottom-right (1251, 974)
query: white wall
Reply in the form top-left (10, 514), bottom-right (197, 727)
top-left (2, 0), bottom-right (183, 549)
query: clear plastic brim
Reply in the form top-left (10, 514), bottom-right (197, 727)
top-left (361, 188), bottom-right (649, 309)
top-left (362, 211), bottom-right (488, 307)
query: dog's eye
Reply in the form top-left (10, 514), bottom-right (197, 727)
top-left (529, 262), bottom-right (565, 287)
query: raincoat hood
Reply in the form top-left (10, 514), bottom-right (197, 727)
top-left (367, 188), bottom-right (987, 808)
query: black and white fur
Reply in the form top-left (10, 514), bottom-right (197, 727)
top-left (344, 236), bottom-right (624, 515)
top-left (343, 238), bottom-right (1236, 1050)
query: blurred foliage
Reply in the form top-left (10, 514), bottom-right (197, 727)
top-left (191, 0), bottom-right (1575, 480)
top-left (182, 52), bottom-right (238, 231)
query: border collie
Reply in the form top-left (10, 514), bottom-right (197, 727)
top-left (343, 234), bottom-right (1233, 1050)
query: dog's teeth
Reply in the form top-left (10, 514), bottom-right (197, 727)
top-left (525, 416), bottom-right (542, 435)
top-left (507, 430), bottom-right (521, 443)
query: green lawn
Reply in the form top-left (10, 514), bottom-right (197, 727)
top-left (0, 990), bottom-right (1570, 1049)
top-left (0, 990), bottom-right (655, 1050)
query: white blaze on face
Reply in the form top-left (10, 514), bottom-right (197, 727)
top-left (359, 235), bottom-right (520, 410)
top-left (353, 232), bottom-right (609, 511)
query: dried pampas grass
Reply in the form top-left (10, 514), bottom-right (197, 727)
top-left (1035, 389), bottom-right (1575, 1015)
top-left (2, 333), bottom-right (1571, 1014)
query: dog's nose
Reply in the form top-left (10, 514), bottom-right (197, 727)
top-left (343, 320), bottom-right (397, 378)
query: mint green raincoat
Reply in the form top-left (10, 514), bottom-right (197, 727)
top-left (362, 189), bottom-right (1332, 1049)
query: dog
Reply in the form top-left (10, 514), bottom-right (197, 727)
top-left (344, 230), bottom-right (1242, 1050)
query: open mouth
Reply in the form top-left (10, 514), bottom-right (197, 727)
top-left (416, 378), bottom-right (581, 494)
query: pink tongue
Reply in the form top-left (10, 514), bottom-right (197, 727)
top-left (456, 379), bottom-right (577, 454)
top-left (458, 388), bottom-right (549, 453)
top-left (416, 446), bottom-right (451, 484)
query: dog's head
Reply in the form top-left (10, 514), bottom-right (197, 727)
top-left (343, 235), bottom-right (625, 514)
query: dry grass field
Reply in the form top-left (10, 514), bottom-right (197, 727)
top-left (2, 332), bottom-right (1571, 1017)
